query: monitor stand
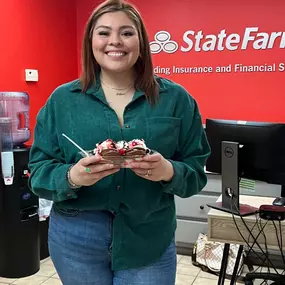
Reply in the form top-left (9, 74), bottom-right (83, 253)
top-left (207, 141), bottom-right (258, 217)
top-left (272, 185), bottom-right (285, 206)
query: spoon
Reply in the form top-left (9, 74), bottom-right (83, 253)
top-left (62, 133), bottom-right (89, 157)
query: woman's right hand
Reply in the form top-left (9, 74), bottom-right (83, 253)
top-left (69, 155), bottom-right (120, 187)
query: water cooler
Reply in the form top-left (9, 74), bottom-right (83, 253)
top-left (0, 92), bottom-right (40, 278)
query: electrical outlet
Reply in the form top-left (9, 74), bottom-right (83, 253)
top-left (25, 69), bottom-right (38, 82)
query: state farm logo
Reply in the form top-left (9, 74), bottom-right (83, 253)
top-left (150, 27), bottom-right (285, 54)
top-left (149, 31), bottom-right (179, 54)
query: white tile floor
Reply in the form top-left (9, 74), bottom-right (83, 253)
top-left (0, 254), bottom-right (228, 285)
top-left (4, 255), bottom-right (282, 285)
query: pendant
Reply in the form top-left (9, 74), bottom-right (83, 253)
top-left (116, 92), bottom-right (124, 96)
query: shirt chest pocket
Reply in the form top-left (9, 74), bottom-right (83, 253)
top-left (146, 117), bottom-right (181, 158)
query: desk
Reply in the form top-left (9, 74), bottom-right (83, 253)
top-left (207, 195), bottom-right (285, 285)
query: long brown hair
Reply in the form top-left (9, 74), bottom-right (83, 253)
top-left (80, 0), bottom-right (159, 105)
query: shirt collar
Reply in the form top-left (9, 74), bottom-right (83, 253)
top-left (68, 73), bottom-right (166, 102)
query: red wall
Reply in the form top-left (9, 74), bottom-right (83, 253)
top-left (76, 0), bottom-right (285, 123)
top-left (1, 0), bottom-right (284, 142)
top-left (76, 0), bottom-right (101, 74)
top-left (0, 0), bottom-right (78, 143)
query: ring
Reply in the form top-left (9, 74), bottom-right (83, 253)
top-left (145, 169), bottom-right (152, 177)
top-left (85, 167), bottom-right (91, 174)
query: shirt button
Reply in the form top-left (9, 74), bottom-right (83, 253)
top-left (125, 125), bottom-right (130, 129)
top-left (67, 193), bottom-right (72, 197)
top-left (117, 185), bottom-right (121, 190)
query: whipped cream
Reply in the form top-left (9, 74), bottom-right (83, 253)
top-left (93, 139), bottom-right (116, 155)
top-left (116, 140), bottom-right (129, 155)
top-left (128, 139), bottom-right (147, 150)
top-left (93, 138), bottom-right (150, 156)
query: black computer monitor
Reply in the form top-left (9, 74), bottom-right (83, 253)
top-left (205, 118), bottom-right (285, 216)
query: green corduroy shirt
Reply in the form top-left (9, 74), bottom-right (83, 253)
top-left (28, 75), bottom-right (211, 271)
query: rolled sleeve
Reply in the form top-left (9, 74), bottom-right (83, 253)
top-left (28, 97), bottom-right (79, 202)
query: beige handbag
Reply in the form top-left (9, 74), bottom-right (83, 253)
top-left (192, 233), bottom-right (245, 276)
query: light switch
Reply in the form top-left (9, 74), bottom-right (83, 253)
top-left (25, 69), bottom-right (38, 82)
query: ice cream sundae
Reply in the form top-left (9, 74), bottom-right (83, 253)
top-left (92, 138), bottom-right (150, 163)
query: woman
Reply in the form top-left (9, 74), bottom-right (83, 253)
top-left (28, 0), bottom-right (211, 284)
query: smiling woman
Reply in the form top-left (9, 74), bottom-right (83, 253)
top-left (92, 11), bottom-right (140, 96)
top-left (28, 0), bottom-right (210, 284)
top-left (81, 0), bottom-right (159, 106)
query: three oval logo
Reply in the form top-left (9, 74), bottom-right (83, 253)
top-left (150, 31), bottom-right (179, 54)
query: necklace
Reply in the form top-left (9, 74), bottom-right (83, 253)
top-left (100, 79), bottom-right (133, 96)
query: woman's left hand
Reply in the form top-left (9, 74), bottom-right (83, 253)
top-left (125, 152), bottom-right (174, 182)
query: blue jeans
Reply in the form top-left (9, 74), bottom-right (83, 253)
top-left (48, 207), bottom-right (177, 285)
